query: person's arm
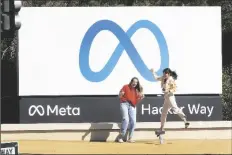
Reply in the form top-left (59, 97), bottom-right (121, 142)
top-left (150, 68), bottom-right (162, 81)
top-left (119, 85), bottom-right (126, 98)
top-left (137, 86), bottom-right (145, 100)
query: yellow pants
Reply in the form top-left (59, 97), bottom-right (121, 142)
top-left (161, 93), bottom-right (186, 127)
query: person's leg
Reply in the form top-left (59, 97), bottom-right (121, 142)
top-left (168, 94), bottom-right (190, 128)
top-left (118, 102), bottom-right (129, 143)
top-left (127, 104), bottom-right (136, 142)
top-left (160, 95), bottom-right (171, 131)
top-left (155, 94), bottom-right (171, 136)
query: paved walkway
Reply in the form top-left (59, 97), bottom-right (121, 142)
top-left (4, 139), bottom-right (231, 154)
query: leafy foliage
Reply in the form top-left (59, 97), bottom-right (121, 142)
top-left (221, 65), bottom-right (232, 120)
top-left (1, 32), bottom-right (17, 62)
top-left (1, 0), bottom-right (232, 120)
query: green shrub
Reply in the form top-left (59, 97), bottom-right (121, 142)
top-left (221, 65), bottom-right (232, 120)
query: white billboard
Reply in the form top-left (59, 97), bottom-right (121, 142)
top-left (19, 7), bottom-right (222, 95)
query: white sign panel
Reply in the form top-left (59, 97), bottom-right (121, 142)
top-left (1, 147), bottom-right (15, 155)
top-left (1, 142), bottom-right (18, 155)
top-left (19, 7), bottom-right (222, 95)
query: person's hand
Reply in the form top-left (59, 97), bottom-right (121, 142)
top-left (140, 94), bottom-right (145, 100)
top-left (150, 68), bottom-right (155, 73)
top-left (150, 68), bottom-right (157, 76)
top-left (150, 68), bottom-right (161, 81)
top-left (138, 93), bottom-right (145, 100)
top-left (119, 91), bottom-right (125, 97)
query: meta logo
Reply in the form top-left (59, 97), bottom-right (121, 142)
top-left (79, 20), bottom-right (169, 82)
top-left (28, 105), bottom-right (80, 116)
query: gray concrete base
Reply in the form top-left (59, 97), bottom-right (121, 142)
top-left (1, 121), bottom-right (231, 141)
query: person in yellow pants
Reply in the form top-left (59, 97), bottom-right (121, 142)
top-left (150, 68), bottom-right (190, 137)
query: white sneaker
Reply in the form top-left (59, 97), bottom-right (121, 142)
top-left (159, 135), bottom-right (164, 144)
top-left (118, 138), bottom-right (124, 143)
top-left (127, 139), bottom-right (135, 143)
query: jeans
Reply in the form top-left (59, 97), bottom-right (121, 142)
top-left (120, 102), bottom-right (136, 140)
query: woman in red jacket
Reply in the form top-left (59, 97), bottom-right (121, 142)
top-left (117, 77), bottom-right (144, 143)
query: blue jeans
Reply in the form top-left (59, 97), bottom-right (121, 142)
top-left (120, 102), bottom-right (137, 139)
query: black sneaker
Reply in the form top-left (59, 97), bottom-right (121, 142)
top-left (185, 122), bottom-right (190, 128)
top-left (155, 130), bottom-right (165, 137)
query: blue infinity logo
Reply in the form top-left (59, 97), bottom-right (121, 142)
top-left (79, 20), bottom-right (169, 82)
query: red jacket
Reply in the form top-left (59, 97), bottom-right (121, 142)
top-left (119, 84), bottom-right (141, 106)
